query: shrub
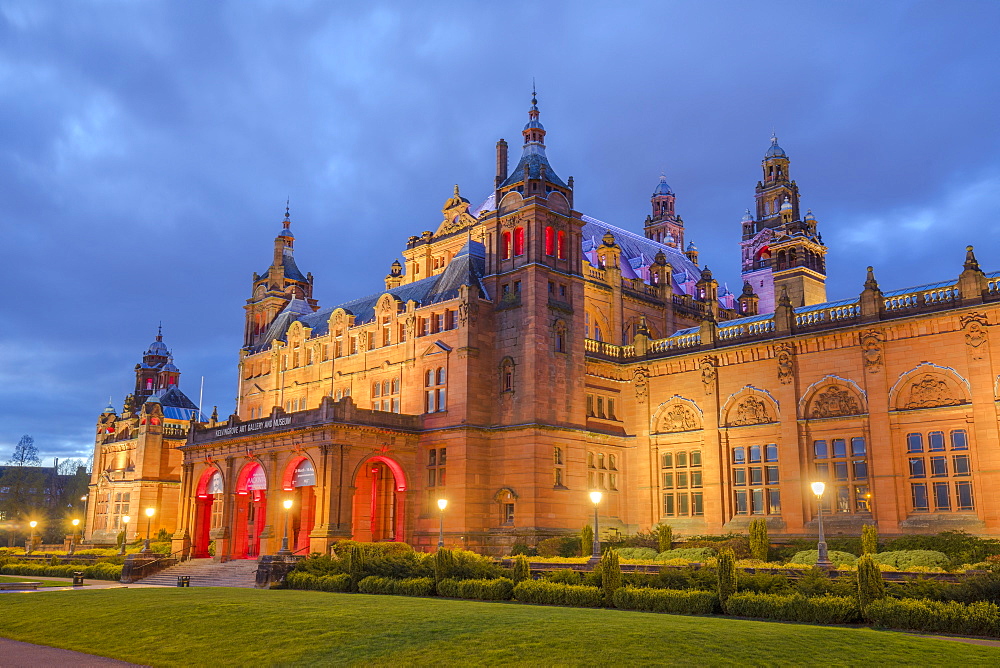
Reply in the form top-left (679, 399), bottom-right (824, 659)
top-left (434, 548), bottom-right (454, 583)
top-left (883, 531), bottom-right (1000, 568)
top-left (861, 524), bottom-right (878, 555)
top-left (581, 525), bottom-right (594, 558)
top-left (357, 576), bottom-right (434, 597)
top-left (792, 567), bottom-right (856, 598)
top-left (612, 586), bottom-right (718, 615)
top-left (285, 572), bottom-right (351, 592)
top-left (458, 577), bottom-right (514, 601)
top-left (513, 580), bottom-right (602, 607)
top-left (857, 554), bottom-right (885, 616)
top-left (727, 592), bottom-right (860, 624)
top-left (655, 547), bottom-right (715, 562)
top-left (650, 566), bottom-right (717, 592)
top-left (616, 547), bottom-right (659, 560)
top-left (682, 535), bottom-right (751, 558)
top-left (600, 550), bottom-right (623, 605)
top-left (436, 577), bottom-right (461, 598)
top-left (450, 549), bottom-right (503, 580)
top-left (717, 549), bottom-right (737, 612)
top-left (789, 550), bottom-right (857, 567)
top-left (657, 524), bottom-right (673, 553)
top-left (748, 519), bottom-right (768, 562)
top-left (544, 568), bottom-right (581, 585)
top-left (537, 536), bottom-right (580, 558)
top-left (871, 550), bottom-right (948, 571)
top-left (739, 572), bottom-right (795, 595)
top-left (868, 597), bottom-right (1000, 637)
top-left (511, 554), bottom-right (530, 583)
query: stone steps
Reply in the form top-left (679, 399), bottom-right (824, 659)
top-left (134, 558), bottom-right (260, 588)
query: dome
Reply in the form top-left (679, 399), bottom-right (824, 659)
top-left (766, 134), bottom-right (786, 158)
top-left (278, 226), bottom-right (294, 238)
top-left (804, 209), bottom-right (816, 221)
top-left (102, 402), bottom-right (116, 414)
top-left (145, 394), bottom-right (161, 404)
top-left (780, 198), bottom-right (792, 211)
top-left (664, 231), bottom-right (675, 244)
top-left (687, 241), bottom-right (697, 251)
top-left (146, 340), bottom-right (168, 356)
top-left (742, 208), bottom-right (754, 222)
top-left (163, 362), bottom-right (179, 373)
top-left (653, 175), bottom-right (674, 196)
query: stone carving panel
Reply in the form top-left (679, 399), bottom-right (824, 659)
top-left (633, 366), bottom-right (649, 404)
top-left (807, 385), bottom-right (862, 419)
top-left (775, 343), bottom-right (794, 385)
top-left (902, 374), bottom-right (963, 410)
top-left (962, 312), bottom-right (988, 360)
top-left (860, 329), bottom-right (883, 374)
top-left (700, 356), bottom-right (717, 395)
top-left (729, 397), bottom-right (772, 426)
top-left (659, 404), bottom-right (699, 432)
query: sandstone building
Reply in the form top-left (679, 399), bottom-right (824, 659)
top-left (87, 96), bottom-right (1000, 557)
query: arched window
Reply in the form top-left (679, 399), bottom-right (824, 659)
top-left (382, 380), bottom-right (390, 396)
top-left (501, 231), bottom-right (512, 260)
top-left (513, 227), bottom-right (525, 256)
top-left (557, 230), bottom-right (566, 260)
top-left (544, 226), bottom-right (555, 256)
top-left (500, 357), bottom-right (515, 392)
top-left (391, 378), bottom-right (399, 394)
top-left (554, 321), bottom-right (567, 353)
top-left (373, 382), bottom-right (381, 398)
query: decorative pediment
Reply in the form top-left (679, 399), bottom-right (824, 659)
top-left (889, 363), bottom-right (970, 411)
top-left (800, 375), bottom-right (867, 419)
top-left (651, 396), bottom-right (703, 434)
top-left (376, 293), bottom-right (402, 315)
top-left (421, 341), bottom-right (452, 357)
top-left (722, 386), bottom-right (778, 427)
top-left (434, 185), bottom-right (479, 236)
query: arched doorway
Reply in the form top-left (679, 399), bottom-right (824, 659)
top-left (351, 457), bottom-right (407, 542)
top-left (283, 457), bottom-right (317, 553)
top-left (194, 469), bottom-right (224, 558)
top-left (234, 462), bottom-right (267, 559)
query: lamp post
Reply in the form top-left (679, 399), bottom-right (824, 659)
top-left (69, 519), bottom-right (81, 555)
top-left (811, 481), bottom-right (832, 569)
top-left (278, 498), bottom-right (293, 555)
top-left (27, 520), bottom-right (38, 555)
top-left (141, 507), bottom-right (155, 554)
top-left (437, 498), bottom-right (448, 548)
top-left (588, 491), bottom-right (602, 565)
top-left (119, 515), bottom-right (130, 555)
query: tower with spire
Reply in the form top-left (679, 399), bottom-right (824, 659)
top-left (739, 135), bottom-right (827, 311)
top-left (644, 174), bottom-right (684, 248)
top-left (244, 203), bottom-right (318, 348)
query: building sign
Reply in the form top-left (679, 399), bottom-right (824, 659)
top-left (214, 416), bottom-right (293, 438)
top-left (246, 466), bottom-right (266, 491)
top-left (207, 471), bottom-right (223, 494)
top-left (292, 460), bottom-right (316, 487)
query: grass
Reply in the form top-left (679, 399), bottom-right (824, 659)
top-left (0, 575), bottom-right (70, 588)
top-left (1, 589), bottom-right (999, 666)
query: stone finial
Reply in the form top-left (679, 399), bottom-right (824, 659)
top-left (742, 280), bottom-right (755, 297)
top-left (636, 315), bottom-right (649, 337)
top-left (654, 249), bottom-right (667, 265)
top-left (864, 266), bottom-right (879, 291)
top-left (778, 286), bottom-right (792, 308)
top-left (964, 245), bottom-right (981, 272)
top-left (700, 266), bottom-right (713, 281)
top-left (602, 230), bottom-right (617, 247)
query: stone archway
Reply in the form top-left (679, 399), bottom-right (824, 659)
top-left (351, 456), bottom-right (407, 542)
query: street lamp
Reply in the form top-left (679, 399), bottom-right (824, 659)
top-left (278, 498), bottom-right (293, 555)
top-left (588, 491), bottom-right (602, 565)
top-left (119, 515), bottom-right (131, 555)
top-left (141, 507), bottom-right (155, 554)
top-left (69, 519), bottom-right (81, 555)
top-left (437, 498), bottom-right (448, 548)
top-left (811, 481), bottom-right (832, 569)
top-left (27, 520), bottom-right (38, 555)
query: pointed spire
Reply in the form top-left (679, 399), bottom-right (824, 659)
top-left (157, 322), bottom-right (163, 341)
top-left (283, 198), bottom-right (291, 231)
top-left (864, 266), bottom-right (880, 291)
top-left (778, 285), bottom-right (792, 307)
top-left (964, 245), bottom-right (981, 272)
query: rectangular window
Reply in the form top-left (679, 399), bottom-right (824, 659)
top-left (814, 440), bottom-right (828, 459)
top-left (749, 467), bottom-right (763, 485)
top-left (751, 489), bottom-right (765, 515)
top-left (951, 430), bottom-right (968, 451)
top-left (832, 439), bottom-right (847, 458)
top-left (764, 444), bottom-right (778, 462)
top-left (953, 454), bottom-right (971, 476)
top-left (768, 489), bottom-right (781, 515)
top-left (933, 481), bottom-right (951, 511)
top-left (955, 481), bottom-right (974, 511)
top-left (428, 470), bottom-right (436, 487)
top-left (734, 490), bottom-right (748, 515)
top-left (909, 458), bottom-right (926, 478)
top-left (663, 494), bottom-right (675, 516)
top-left (439, 448), bottom-right (447, 465)
top-left (928, 431), bottom-right (946, 452)
top-left (836, 486), bottom-right (851, 513)
top-left (732, 447), bottom-right (745, 465)
top-left (833, 462), bottom-right (849, 481)
top-left (608, 474), bottom-right (617, 490)
top-left (662, 473), bottom-right (673, 489)
top-left (852, 460), bottom-right (868, 480)
top-left (588, 471), bottom-right (595, 489)
top-left (765, 466), bottom-right (779, 485)
top-left (907, 433), bottom-right (923, 453)
top-left (676, 452), bottom-right (688, 468)
top-left (690, 450), bottom-right (702, 467)
top-left (749, 445), bottom-right (762, 463)
top-left (677, 494), bottom-right (690, 516)
top-left (733, 469), bottom-right (746, 486)
top-left (676, 472), bottom-right (688, 489)
top-left (692, 492), bottom-right (704, 516)
top-left (855, 485), bottom-right (870, 512)
top-left (930, 456), bottom-right (948, 477)
top-left (851, 437), bottom-right (867, 456)
top-left (661, 452), bottom-right (673, 468)
top-left (815, 462), bottom-right (829, 480)
top-left (691, 471), bottom-right (703, 488)
top-left (911, 483), bottom-right (929, 511)
top-left (503, 503), bottom-right (514, 524)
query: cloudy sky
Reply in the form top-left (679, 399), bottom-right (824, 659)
top-left (2, 0), bottom-right (999, 465)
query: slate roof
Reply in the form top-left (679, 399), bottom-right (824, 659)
top-left (261, 248), bottom-right (308, 282)
top-left (500, 143), bottom-right (567, 188)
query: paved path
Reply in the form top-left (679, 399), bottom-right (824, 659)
top-left (0, 637), bottom-right (145, 667)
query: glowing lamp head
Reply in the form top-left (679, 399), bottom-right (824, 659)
top-left (283, 499), bottom-right (293, 510)
top-left (122, 515), bottom-right (130, 524)
top-left (72, 519), bottom-right (80, 527)
top-left (811, 481), bottom-right (826, 497)
top-left (437, 498), bottom-right (448, 511)
top-left (589, 491), bottom-right (603, 505)
top-left (29, 520), bottom-right (37, 528)
top-left (145, 507), bottom-right (155, 518)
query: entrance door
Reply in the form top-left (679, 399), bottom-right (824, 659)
top-left (352, 459), bottom-right (403, 542)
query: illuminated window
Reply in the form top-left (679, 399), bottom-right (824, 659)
top-left (733, 444), bottom-right (780, 517)
top-left (908, 429), bottom-right (973, 512)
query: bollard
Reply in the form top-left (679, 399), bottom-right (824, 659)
top-left (72, 572), bottom-right (85, 586)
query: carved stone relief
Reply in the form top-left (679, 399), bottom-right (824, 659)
top-left (962, 312), bottom-right (988, 360)
top-left (729, 397), bottom-right (772, 426)
top-left (903, 374), bottom-right (963, 409)
top-left (860, 329), bottom-right (884, 374)
top-left (700, 356), bottom-right (717, 394)
top-left (659, 404), bottom-right (699, 432)
top-left (775, 344), bottom-right (794, 385)
top-left (633, 366), bottom-right (649, 404)
top-left (808, 386), bottom-right (861, 419)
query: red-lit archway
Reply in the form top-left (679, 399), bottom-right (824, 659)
top-left (281, 456), bottom-right (317, 553)
top-left (351, 456), bottom-right (407, 542)
top-left (193, 467), bottom-right (224, 558)
top-left (233, 461), bottom-right (267, 559)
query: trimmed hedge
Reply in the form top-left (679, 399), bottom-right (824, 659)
top-left (513, 580), bottom-right (603, 607)
top-left (612, 586), bottom-right (718, 615)
top-left (616, 547), bottom-right (659, 560)
top-left (655, 547), bottom-right (715, 562)
top-left (789, 550), bottom-right (858, 567)
top-left (436, 577), bottom-right (514, 601)
top-left (868, 597), bottom-right (1000, 637)
top-left (871, 550), bottom-right (949, 570)
top-left (285, 572), bottom-right (352, 592)
top-left (726, 592), bottom-right (861, 624)
top-left (0, 562), bottom-right (122, 581)
top-left (357, 576), bottom-right (434, 597)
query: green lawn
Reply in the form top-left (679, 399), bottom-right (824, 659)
top-left (0, 575), bottom-right (71, 588)
top-left (0, 589), bottom-right (997, 666)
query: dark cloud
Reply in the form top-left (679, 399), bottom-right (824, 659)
top-left (2, 0), bottom-right (999, 462)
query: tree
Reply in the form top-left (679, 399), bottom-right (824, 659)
top-left (861, 524), bottom-right (878, 555)
top-left (0, 435), bottom-right (45, 531)
top-left (717, 548), bottom-right (738, 613)
top-left (511, 554), bottom-right (530, 583)
top-left (856, 554), bottom-right (886, 617)
top-left (581, 524), bottom-right (594, 557)
top-left (657, 524), bottom-right (673, 553)
top-left (749, 518), bottom-right (769, 562)
top-left (7, 435), bottom-right (41, 467)
top-left (600, 548), bottom-right (622, 606)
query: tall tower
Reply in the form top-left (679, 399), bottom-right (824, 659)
top-left (644, 175), bottom-right (684, 248)
top-left (134, 326), bottom-right (180, 404)
top-left (244, 205), bottom-right (317, 348)
top-left (739, 135), bottom-right (827, 311)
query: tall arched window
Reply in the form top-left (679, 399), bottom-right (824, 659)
top-left (557, 230), bottom-right (566, 260)
top-left (501, 231), bottom-right (512, 260)
top-left (544, 226), bottom-right (555, 256)
top-left (513, 227), bottom-right (525, 256)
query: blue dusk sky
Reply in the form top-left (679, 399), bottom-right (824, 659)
top-left (2, 0), bottom-right (999, 465)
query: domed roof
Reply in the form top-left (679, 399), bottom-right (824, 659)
top-left (766, 134), bottom-right (786, 158)
top-left (523, 119), bottom-right (544, 131)
top-left (145, 394), bottom-right (161, 404)
top-left (780, 198), bottom-right (792, 211)
top-left (147, 339), bottom-right (168, 356)
top-left (102, 401), bottom-right (116, 414)
top-left (687, 241), bottom-right (697, 251)
top-left (278, 226), bottom-right (294, 238)
top-left (653, 175), bottom-right (673, 196)
top-left (804, 209), bottom-right (816, 221)
top-left (163, 362), bottom-right (179, 373)
top-left (742, 208), bottom-right (754, 222)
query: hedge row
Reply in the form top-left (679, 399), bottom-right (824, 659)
top-left (0, 562), bottom-right (122, 581)
top-left (436, 578), bottom-right (514, 601)
top-left (512, 580), bottom-right (603, 607)
top-left (726, 592), bottom-right (861, 624)
top-left (285, 572), bottom-right (352, 592)
top-left (868, 598), bottom-right (1000, 637)
top-left (612, 586), bottom-right (718, 614)
top-left (357, 576), bottom-right (434, 597)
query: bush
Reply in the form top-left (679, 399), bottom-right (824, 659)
top-left (513, 580), bottom-right (602, 607)
top-left (544, 568), bottom-right (581, 585)
top-left (601, 550), bottom-right (623, 605)
top-left (450, 549), bottom-right (504, 580)
top-left (682, 535), bottom-right (751, 559)
top-left (861, 524), bottom-right (878, 555)
top-left (357, 576), bottom-right (434, 597)
top-left (857, 554), bottom-right (885, 615)
top-left (789, 550), bottom-right (857, 567)
top-left (871, 550), bottom-right (948, 571)
top-left (655, 547), bottom-right (715, 562)
top-left (613, 586), bottom-right (718, 615)
top-left (511, 554), bottom-right (529, 583)
top-left (458, 577), bottom-right (514, 601)
top-left (286, 572), bottom-right (351, 592)
top-left (0, 562), bottom-right (122, 581)
top-left (727, 592), bottom-right (861, 624)
top-left (509, 542), bottom-right (536, 557)
top-left (739, 572), bottom-right (795, 595)
top-left (883, 531), bottom-right (1000, 568)
top-left (581, 525), bottom-right (594, 558)
top-left (434, 548), bottom-right (454, 582)
top-left (717, 549), bottom-right (737, 612)
top-left (868, 597), bottom-right (1000, 637)
top-left (616, 547), bottom-right (659, 560)
top-left (537, 536), bottom-right (581, 558)
top-left (657, 524), bottom-right (673, 553)
top-left (748, 519), bottom-right (768, 562)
